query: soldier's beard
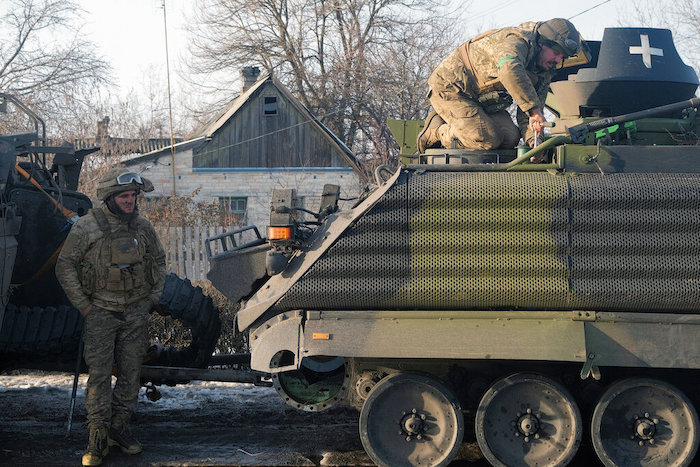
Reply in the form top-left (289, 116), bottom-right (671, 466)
top-left (106, 197), bottom-right (139, 224)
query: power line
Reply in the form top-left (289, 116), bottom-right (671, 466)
top-left (466, 0), bottom-right (522, 23)
top-left (191, 110), bottom-right (342, 160)
top-left (568, 0), bottom-right (614, 20)
top-left (464, 0), bottom-right (615, 29)
top-left (445, 0), bottom-right (522, 24)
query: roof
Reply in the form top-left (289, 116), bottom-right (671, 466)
top-left (122, 137), bottom-right (206, 166)
top-left (200, 73), bottom-right (362, 173)
top-left (125, 72), bottom-right (362, 174)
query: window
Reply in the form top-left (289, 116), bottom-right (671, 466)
top-left (219, 197), bottom-right (248, 224)
top-left (264, 96), bottom-right (278, 115)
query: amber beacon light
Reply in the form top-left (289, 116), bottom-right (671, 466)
top-left (267, 226), bottom-right (292, 240)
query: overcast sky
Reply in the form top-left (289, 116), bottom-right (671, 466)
top-left (78, 0), bottom-right (189, 96)
top-left (77, 0), bottom-right (632, 98)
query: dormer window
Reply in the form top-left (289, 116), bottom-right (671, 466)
top-left (264, 96), bottom-right (278, 115)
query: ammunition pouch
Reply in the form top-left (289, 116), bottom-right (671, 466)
top-left (105, 263), bottom-right (145, 292)
top-left (79, 260), bottom-right (97, 296)
top-left (89, 208), bottom-right (146, 293)
top-left (477, 91), bottom-right (513, 114)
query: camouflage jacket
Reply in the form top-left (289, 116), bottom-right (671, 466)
top-left (428, 22), bottom-right (555, 139)
top-left (56, 204), bottom-right (166, 313)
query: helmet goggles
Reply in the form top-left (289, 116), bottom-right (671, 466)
top-left (541, 39), bottom-right (580, 57)
top-left (115, 172), bottom-right (144, 186)
top-left (557, 37), bottom-right (580, 57)
top-left (538, 18), bottom-right (582, 57)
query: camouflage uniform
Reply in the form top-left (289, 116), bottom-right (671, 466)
top-left (427, 22), bottom-right (556, 149)
top-left (56, 203), bottom-right (165, 435)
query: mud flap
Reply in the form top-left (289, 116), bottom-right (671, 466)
top-left (250, 311), bottom-right (303, 373)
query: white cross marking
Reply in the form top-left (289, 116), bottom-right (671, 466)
top-left (629, 34), bottom-right (664, 68)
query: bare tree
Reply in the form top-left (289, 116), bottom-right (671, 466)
top-left (616, 0), bottom-right (700, 70)
top-left (0, 0), bottom-right (111, 135)
top-left (185, 0), bottom-right (461, 168)
top-left (666, 0), bottom-right (700, 67)
top-left (348, 21), bottom-right (458, 171)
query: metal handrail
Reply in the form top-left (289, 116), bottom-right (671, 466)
top-left (205, 225), bottom-right (264, 258)
top-left (406, 135), bottom-right (571, 172)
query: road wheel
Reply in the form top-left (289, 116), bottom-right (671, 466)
top-left (359, 373), bottom-right (463, 467)
top-left (475, 373), bottom-right (582, 467)
top-left (591, 378), bottom-right (699, 467)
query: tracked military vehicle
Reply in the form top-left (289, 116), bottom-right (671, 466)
top-left (208, 28), bottom-right (700, 466)
top-left (0, 93), bottom-right (220, 371)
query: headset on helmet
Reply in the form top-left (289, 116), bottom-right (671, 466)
top-left (537, 18), bottom-right (582, 57)
top-left (96, 167), bottom-right (154, 201)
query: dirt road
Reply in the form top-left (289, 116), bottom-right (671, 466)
top-left (0, 370), bottom-right (361, 466)
top-left (0, 370), bottom-right (605, 466)
top-left (0, 370), bottom-right (484, 466)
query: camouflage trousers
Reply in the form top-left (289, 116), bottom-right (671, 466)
top-left (83, 301), bottom-right (149, 431)
top-left (430, 93), bottom-right (521, 150)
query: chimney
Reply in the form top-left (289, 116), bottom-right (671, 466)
top-left (97, 116), bottom-right (110, 142)
top-left (241, 66), bottom-right (261, 93)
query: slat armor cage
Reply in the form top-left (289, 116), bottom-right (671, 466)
top-left (274, 171), bottom-right (700, 313)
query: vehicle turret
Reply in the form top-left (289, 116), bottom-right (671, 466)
top-left (549, 28), bottom-right (698, 118)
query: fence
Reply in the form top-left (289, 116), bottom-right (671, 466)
top-left (156, 225), bottom-right (262, 282)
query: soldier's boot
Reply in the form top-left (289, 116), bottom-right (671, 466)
top-left (417, 110), bottom-right (446, 153)
top-left (108, 423), bottom-right (142, 455)
top-left (82, 427), bottom-right (109, 466)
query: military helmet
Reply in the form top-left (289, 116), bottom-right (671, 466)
top-left (537, 18), bottom-right (582, 57)
top-left (96, 167), bottom-right (154, 201)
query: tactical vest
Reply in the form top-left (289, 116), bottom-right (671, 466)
top-left (457, 27), bottom-right (540, 113)
top-left (88, 208), bottom-right (146, 293)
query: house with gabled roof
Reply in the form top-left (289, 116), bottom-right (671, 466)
top-left (123, 67), bottom-right (362, 231)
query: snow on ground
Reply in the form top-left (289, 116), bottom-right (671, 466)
top-left (1, 370), bottom-right (598, 465)
top-left (0, 369), bottom-right (373, 466)
top-left (0, 369), bottom-right (278, 410)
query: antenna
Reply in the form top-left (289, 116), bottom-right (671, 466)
top-left (162, 0), bottom-right (177, 195)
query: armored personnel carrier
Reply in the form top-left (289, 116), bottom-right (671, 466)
top-left (208, 28), bottom-right (700, 466)
top-left (0, 93), bottom-right (220, 371)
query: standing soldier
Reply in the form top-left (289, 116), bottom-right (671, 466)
top-left (56, 167), bottom-right (166, 466)
top-left (418, 18), bottom-right (586, 153)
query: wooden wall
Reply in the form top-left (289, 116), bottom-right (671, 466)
top-left (194, 82), bottom-right (349, 169)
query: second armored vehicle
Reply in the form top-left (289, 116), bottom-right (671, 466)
top-left (0, 94), bottom-right (221, 372)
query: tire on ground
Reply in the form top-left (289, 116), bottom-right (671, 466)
top-left (0, 274), bottom-right (221, 373)
top-left (153, 273), bottom-right (222, 369)
top-left (0, 304), bottom-right (82, 359)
